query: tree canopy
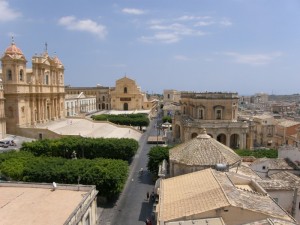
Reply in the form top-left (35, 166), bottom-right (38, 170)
top-left (21, 136), bottom-right (139, 161)
top-left (0, 151), bottom-right (128, 199)
top-left (147, 146), bottom-right (170, 177)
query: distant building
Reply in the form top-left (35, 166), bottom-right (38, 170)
top-left (110, 76), bottom-right (152, 111)
top-left (252, 114), bottom-right (275, 148)
top-left (250, 158), bottom-right (300, 178)
top-left (0, 40), bottom-right (65, 136)
top-left (275, 119), bottom-right (300, 146)
top-left (65, 92), bottom-right (96, 117)
top-left (163, 89), bottom-right (181, 105)
top-left (65, 85), bottom-right (110, 111)
top-left (0, 182), bottom-right (98, 225)
top-left (173, 92), bottom-right (248, 149)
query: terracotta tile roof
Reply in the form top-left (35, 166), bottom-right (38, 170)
top-left (159, 169), bottom-right (229, 222)
top-left (250, 158), bottom-right (297, 170)
top-left (276, 119), bottom-right (300, 128)
top-left (229, 163), bottom-right (262, 180)
top-left (257, 179), bottom-right (293, 191)
top-left (169, 132), bottom-right (241, 166)
top-left (269, 171), bottom-right (300, 194)
top-left (158, 169), bottom-right (295, 223)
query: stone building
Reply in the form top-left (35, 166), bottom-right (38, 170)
top-left (169, 129), bottom-right (241, 177)
top-left (65, 85), bottom-right (111, 110)
top-left (252, 114), bottom-right (276, 148)
top-left (0, 40), bottom-right (65, 135)
top-left (275, 119), bottom-right (300, 147)
top-left (65, 92), bottom-right (96, 117)
top-left (110, 76), bottom-right (152, 110)
top-left (173, 92), bottom-right (248, 149)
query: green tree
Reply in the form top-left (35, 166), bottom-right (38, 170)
top-left (147, 146), bottom-right (170, 177)
top-left (162, 116), bottom-right (172, 123)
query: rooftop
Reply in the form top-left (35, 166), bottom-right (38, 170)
top-left (276, 119), bottom-right (300, 128)
top-left (0, 182), bottom-right (97, 225)
top-left (269, 171), bottom-right (300, 194)
top-left (250, 158), bottom-right (298, 170)
top-left (169, 130), bottom-right (241, 166)
top-left (158, 169), bottom-right (295, 223)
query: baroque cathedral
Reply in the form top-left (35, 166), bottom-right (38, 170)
top-left (0, 39), bottom-right (65, 138)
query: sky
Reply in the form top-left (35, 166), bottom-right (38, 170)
top-left (0, 0), bottom-right (299, 95)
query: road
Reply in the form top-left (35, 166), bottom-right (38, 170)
top-left (98, 117), bottom-right (161, 225)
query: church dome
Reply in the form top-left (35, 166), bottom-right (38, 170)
top-left (5, 42), bottom-right (24, 56)
top-left (169, 129), bottom-right (241, 166)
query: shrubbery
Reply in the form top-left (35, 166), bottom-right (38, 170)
top-left (0, 151), bottom-right (128, 198)
top-left (91, 113), bottom-right (149, 128)
top-left (162, 116), bottom-right (172, 123)
top-left (21, 136), bottom-right (139, 161)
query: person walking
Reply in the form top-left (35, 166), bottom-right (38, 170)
top-left (146, 191), bottom-right (150, 201)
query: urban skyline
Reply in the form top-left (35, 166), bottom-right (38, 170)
top-left (0, 0), bottom-right (299, 95)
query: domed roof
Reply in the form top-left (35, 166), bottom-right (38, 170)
top-left (169, 129), bottom-right (241, 166)
top-left (5, 42), bottom-right (24, 56)
top-left (53, 56), bottom-right (62, 65)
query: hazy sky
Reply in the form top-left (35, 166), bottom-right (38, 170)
top-left (0, 0), bottom-right (299, 95)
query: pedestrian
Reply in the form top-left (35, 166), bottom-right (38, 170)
top-left (151, 191), bottom-right (155, 201)
top-left (145, 218), bottom-right (150, 225)
top-left (146, 191), bottom-right (149, 201)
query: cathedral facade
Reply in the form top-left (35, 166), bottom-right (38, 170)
top-left (0, 41), bottom-right (65, 135)
top-left (110, 76), bottom-right (151, 111)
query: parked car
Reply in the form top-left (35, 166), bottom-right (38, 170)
top-left (0, 141), bottom-right (9, 148)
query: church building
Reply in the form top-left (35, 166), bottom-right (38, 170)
top-left (110, 76), bottom-right (151, 111)
top-left (0, 40), bottom-right (65, 135)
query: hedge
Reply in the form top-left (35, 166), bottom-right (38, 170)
top-left (21, 136), bottom-right (139, 161)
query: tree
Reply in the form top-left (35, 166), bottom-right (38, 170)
top-left (147, 146), bottom-right (170, 177)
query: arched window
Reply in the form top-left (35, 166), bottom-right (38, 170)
top-left (7, 69), bottom-right (12, 80)
top-left (167, 94), bottom-right (170, 99)
top-left (102, 96), bottom-right (105, 101)
top-left (124, 87), bottom-right (127, 93)
top-left (19, 69), bottom-right (24, 81)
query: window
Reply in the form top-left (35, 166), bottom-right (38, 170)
top-left (198, 108), bottom-right (204, 119)
top-left (216, 109), bottom-right (222, 119)
top-left (19, 69), bottom-right (24, 81)
top-left (7, 69), bottom-right (12, 80)
top-left (168, 94), bottom-right (170, 99)
top-left (102, 96), bottom-right (105, 101)
top-left (124, 87), bottom-right (128, 93)
top-left (45, 74), bottom-right (49, 85)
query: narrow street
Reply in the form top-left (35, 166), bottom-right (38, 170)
top-left (98, 116), bottom-right (161, 225)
